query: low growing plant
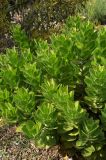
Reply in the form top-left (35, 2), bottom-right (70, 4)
top-left (0, 16), bottom-right (106, 159)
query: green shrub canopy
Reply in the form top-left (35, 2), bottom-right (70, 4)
top-left (0, 16), bottom-right (106, 159)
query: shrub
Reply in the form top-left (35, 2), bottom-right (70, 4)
top-left (81, 0), bottom-right (106, 24)
top-left (8, 0), bottom-right (86, 39)
top-left (0, 16), bottom-right (106, 159)
top-left (0, 0), bottom-right (10, 52)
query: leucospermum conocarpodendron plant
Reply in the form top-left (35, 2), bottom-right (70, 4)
top-left (0, 16), bottom-right (106, 159)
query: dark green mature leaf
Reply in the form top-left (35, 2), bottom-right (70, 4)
top-left (77, 118), bottom-right (104, 145)
top-left (22, 120), bottom-right (37, 138)
top-left (76, 117), bottom-right (105, 158)
top-left (100, 105), bottom-right (106, 131)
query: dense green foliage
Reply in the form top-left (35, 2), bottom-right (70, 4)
top-left (0, 16), bottom-right (106, 159)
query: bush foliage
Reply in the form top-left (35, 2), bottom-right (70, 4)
top-left (0, 16), bottom-right (106, 159)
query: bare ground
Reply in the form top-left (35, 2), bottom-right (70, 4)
top-left (0, 125), bottom-right (63, 160)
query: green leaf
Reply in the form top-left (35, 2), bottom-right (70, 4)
top-left (1, 102), bottom-right (18, 123)
top-left (22, 120), bottom-right (38, 138)
top-left (82, 145), bottom-right (95, 157)
top-left (77, 118), bottom-right (104, 146)
top-left (21, 62), bottom-right (40, 88)
top-left (85, 58), bottom-right (106, 112)
top-left (34, 103), bottom-right (57, 129)
top-left (13, 87), bottom-right (35, 114)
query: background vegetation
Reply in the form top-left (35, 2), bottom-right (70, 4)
top-left (0, 0), bottom-right (10, 52)
top-left (79, 0), bottom-right (106, 24)
top-left (0, 0), bottom-right (87, 53)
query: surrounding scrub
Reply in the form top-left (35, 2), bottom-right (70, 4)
top-left (19, 0), bottom-right (86, 38)
top-left (1, 0), bottom-right (86, 40)
top-left (0, 0), bottom-right (10, 52)
top-left (0, 16), bottom-right (106, 159)
top-left (81, 0), bottom-right (106, 24)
